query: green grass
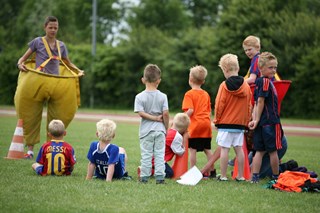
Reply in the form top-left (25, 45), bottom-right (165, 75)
top-left (0, 112), bottom-right (319, 213)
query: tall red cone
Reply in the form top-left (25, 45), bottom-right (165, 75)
top-left (5, 119), bottom-right (25, 159)
top-left (171, 140), bottom-right (189, 179)
top-left (232, 136), bottom-right (251, 180)
top-left (273, 80), bottom-right (291, 114)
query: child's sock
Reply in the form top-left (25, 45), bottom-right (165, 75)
top-left (272, 174), bottom-right (279, 180)
top-left (27, 150), bottom-right (34, 156)
top-left (251, 173), bottom-right (260, 183)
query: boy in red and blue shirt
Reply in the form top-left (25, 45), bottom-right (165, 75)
top-left (32, 119), bottom-right (76, 176)
top-left (164, 113), bottom-right (190, 178)
top-left (249, 52), bottom-right (283, 183)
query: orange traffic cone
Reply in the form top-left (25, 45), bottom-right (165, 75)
top-left (232, 136), bottom-right (251, 180)
top-left (5, 119), bottom-right (25, 159)
top-left (273, 80), bottom-right (291, 114)
top-left (171, 139), bottom-right (189, 179)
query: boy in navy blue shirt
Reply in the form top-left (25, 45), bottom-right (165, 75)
top-left (249, 52), bottom-right (283, 183)
top-left (86, 119), bottom-right (131, 181)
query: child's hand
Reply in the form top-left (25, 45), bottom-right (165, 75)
top-left (155, 115), bottom-right (163, 122)
top-left (248, 120), bottom-right (257, 130)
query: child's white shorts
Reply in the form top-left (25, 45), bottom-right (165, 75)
top-left (216, 130), bottom-right (244, 148)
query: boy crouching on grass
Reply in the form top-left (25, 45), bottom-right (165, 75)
top-left (86, 119), bottom-right (131, 182)
top-left (164, 113), bottom-right (190, 178)
top-left (32, 119), bottom-right (76, 176)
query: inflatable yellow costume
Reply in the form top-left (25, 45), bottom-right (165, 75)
top-left (15, 37), bottom-right (81, 148)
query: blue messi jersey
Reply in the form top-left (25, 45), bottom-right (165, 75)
top-left (87, 141), bottom-right (125, 179)
top-left (254, 77), bottom-right (281, 126)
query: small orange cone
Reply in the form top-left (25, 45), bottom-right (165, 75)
top-left (171, 140), bottom-right (189, 179)
top-left (232, 136), bottom-right (251, 180)
top-left (5, 119), bottom-right (25, 159)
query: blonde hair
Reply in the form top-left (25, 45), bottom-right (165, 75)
top-left (143, 64), bottom-right (161, 83)
top-left (173, 113), bottom-right (190, 133)
top-left (242, 35), bottom-right (261, 49)
top-left (258, 52), bottom-right (277, 69)
top-left (219, 53), bottom-right (239, 73)
top-left (190, 65), bottom-right (208, 85)
top-left (96, 119), bottom-right (117, 142)
top-left (48, 119), bottom-right (65, 138)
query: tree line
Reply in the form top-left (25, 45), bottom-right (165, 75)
top-left (1, 0), bottom-right (320, 118)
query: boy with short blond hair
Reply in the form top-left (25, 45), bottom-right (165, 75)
top-left (214, 54), bottom-right (252, 181)
top-left (243, 35), bottom-right (261, 84)
top-left (86, 119), bottom-right (131, 182)
top-left (182, 65), bottom-right (213, 172)
top-left (164, 113), bottom-right (190, 178)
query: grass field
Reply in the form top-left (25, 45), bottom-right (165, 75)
top-left (0, 110), bottom-right (319, 213)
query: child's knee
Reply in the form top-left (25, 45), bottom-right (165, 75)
top-left (119, 147), bottom-right (126, 154)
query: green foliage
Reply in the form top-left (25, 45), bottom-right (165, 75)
top-left (1, 0), bottom-right (320, 118)
top-left (130, 0), bottom-right (192, 36)
top-left (0, 45), bottom-right (24, 104)
top-left (292, 47), bottom-right (320, 118)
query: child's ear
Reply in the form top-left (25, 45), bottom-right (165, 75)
top-left (63, 131), bottom-right (67, 136)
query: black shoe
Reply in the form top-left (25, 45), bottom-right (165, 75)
top-left (156, 180), bottom-right (165, 184)
top-left (209, 169), bottom-right (217, 178)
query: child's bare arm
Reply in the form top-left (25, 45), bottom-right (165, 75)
top-left (162, 110), bottom-right (169, 130)
top-left (249, 97), bottom-right (264, 130)
top-left (106, 164), bottom-right (115, 182)
top-left (185, 108), bottom-right (193, 117)
top-left (86, 162), bottom-right (95, 180)
top-left (137, 111), bottom-right (163, 122)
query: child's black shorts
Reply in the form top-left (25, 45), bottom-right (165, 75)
top-left (189, 138), bottom-right (212, 152)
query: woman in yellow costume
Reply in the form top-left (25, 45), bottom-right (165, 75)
top-left (16, 16), bottom-right (84, 159)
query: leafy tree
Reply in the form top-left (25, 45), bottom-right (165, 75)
top-left (129, 0), bottom-right (192, 36)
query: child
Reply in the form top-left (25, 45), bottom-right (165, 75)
top-left (32, 119), bottom-right (76, 176)
top-left (242, 35), bottom-right (261, 84)
top-left (243, 35), bottom-right (280, 84)
top-left (249, 52), bottom-right (283, 183)
top-left (214, 54), bottom-right (252, 181)
top-left (182, 65), bottom-right (214, 172)
top-left (134, 64), bottom-right (169, 184)
top-left (86, 119), bottom-right (131, 182)
top-left (164, 113), bottom-right (190, 178)
top-left (16, 16), bottom-right (83, 159)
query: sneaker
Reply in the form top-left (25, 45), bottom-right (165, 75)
top-left (24, 153), bottom-right (33, 159)
top-left (235, 177), bottom-right (246, 182)
top-left (121, 172), bottom-right (132, 181)
top-left (156, 180), bottom-right (165, 184)
top-left (228, 159), bottom-right (235, 167)
top-left (250, 179), bottom-right (259, 184)
top-left (139, 179), bottom-right (148, 184)
top-left (217, 176), bottom-right (228, 181)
